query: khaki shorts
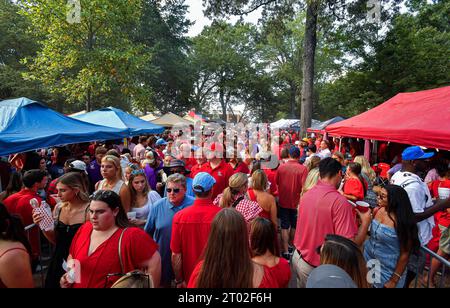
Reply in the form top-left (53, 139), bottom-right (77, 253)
top-left (438, 224), bottom-right (450, 255)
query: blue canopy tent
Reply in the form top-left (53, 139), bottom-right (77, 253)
top-left (0, 98), bottom-right (129, 156)
top-left (73, 107), bottom-right (164, 136)
top-left (307, 116), bottom-right (346, 134)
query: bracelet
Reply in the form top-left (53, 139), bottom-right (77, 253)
top-left (393, 272), bottom-right (402, 279)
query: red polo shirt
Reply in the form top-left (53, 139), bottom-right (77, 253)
top-left (3, 189), bottom-right (28, 214)
top-left (294, 180), bottom-right (358, 267)
top-left (15, 190), bottom-right (42, 260)
top-left (276, 160), bottom-right (308, 209)
top-left (231, 162), bottom-right (250, 175)
top-left (200, 160), bottom-right (234, 199)
top-left (170, 198), bottom-right (221, 282)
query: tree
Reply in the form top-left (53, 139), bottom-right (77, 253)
top-left (257, 13), bottom-right (305, 119)
top-left (20, 0), bottom-right (151, 112)
top-left (135, 0), bottom-right (194, 114)
top-left (317, 0), bottom-right (450, 118)
top-left (0, 0), bottom-right (52, 103)
top-left (189, 21), bottom-right (258, 121)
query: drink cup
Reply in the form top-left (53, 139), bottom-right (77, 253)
top-left (438, 187), bottom-right (450, 200)
top-left (355, 201), bottom-right (370, 213)
top-left (127, 212), bottom-right (137, 220)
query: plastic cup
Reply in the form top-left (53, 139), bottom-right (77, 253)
top-left (438, 187), bottom-right (450, 200)
top-left (127, 212), bottom-right (137, 220)
top-left (355, 201), bottom-right (370, 213)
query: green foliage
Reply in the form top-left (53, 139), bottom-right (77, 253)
top-left (135, 0), bottom-right (193, 114)
top-left (317, 0), bottom-right (450, 118)
top-left (0, 0), bottom-right (51, 102)
top-left (20, 0), bottom-right (151, 111)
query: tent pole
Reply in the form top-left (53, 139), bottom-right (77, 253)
top-left (364, 139), bottom-right (370, 161)
top-left (339, 138), bottom-right (342, 152)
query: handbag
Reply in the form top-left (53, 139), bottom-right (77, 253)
top-left (105, 228), bottom-right (153, 288)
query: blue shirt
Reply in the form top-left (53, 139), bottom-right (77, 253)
top-left (144, 195), bottom-right (195, 286)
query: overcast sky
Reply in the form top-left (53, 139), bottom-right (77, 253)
top-left (185, 0), bottom-right (262, 37)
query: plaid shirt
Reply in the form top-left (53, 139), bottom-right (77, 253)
top-left (214, 193), bottom-right (262, 222)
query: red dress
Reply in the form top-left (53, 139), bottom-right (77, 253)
top-left (69, 222), bottom-right (158, 288)
top-left (263, 258), bottom-right (291, 288)
top-left (248, 189), bottom-right (270, 220)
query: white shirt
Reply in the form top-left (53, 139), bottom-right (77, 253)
top-left (318, 148), bottom-right (332, 159)
top-left (390, 171), bottom-right (434, 245)
top-left (131, 191), bottom-right (162, 220)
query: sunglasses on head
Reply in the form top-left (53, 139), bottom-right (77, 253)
top-left (90, 190), bottom-right (115, 200)
top-left (131, 169), bottom-right (145, 176)
top-left (167, 188), bottom-right (181, 194)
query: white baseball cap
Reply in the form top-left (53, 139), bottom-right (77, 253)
top-left (69, 160), bottom-right (88, 174)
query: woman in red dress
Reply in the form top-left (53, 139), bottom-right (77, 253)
top-left (60, 190), bottom-right (161, 288)
top-left (250, 217), bottom-right (291, 287)
top-left (248, 170), bottom-right (277, 229)
top-left (188, 209), bottom-right (278, 288)
top-left (341, 162), bottom-right (367, 202)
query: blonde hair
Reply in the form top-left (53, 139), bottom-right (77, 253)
top-left (57, 172), bottom-right (90, 203)
top-left (101, 155), bottom-right (123, 180)
top-left (302, 168), bottom-right (320, 196)
top-left (219, 173), bottom-right (248, 208)
top-left (354, 156), bottom-right (376, 184)
top-left (305, 156), bottom-right (321, 171)
top-left (251, 169), bottom-right (268, 192)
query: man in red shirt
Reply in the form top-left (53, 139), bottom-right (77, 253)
top-left (200, 142), bottom-right (233, 199)
top-left (4, 169), bottom-right (48, 270)
top-left (276, 146), bottom-right (308, 259)
top-left (292, 158), bottom-right (371, 288)
top-left (170, 172), bottom-right (221, 288)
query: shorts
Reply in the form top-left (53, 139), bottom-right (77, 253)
top-left (279, 207), bottom-right (297, 230)
top-left (438, 224), bottom-right (450, 255)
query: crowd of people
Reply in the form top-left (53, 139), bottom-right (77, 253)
top-left (0, 128), bottom-right (449, 288)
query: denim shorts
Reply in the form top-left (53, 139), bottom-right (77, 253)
top-left (279, 207), bottom-right (297, 229)
top-left (439, 224), bottom-right (450, 254)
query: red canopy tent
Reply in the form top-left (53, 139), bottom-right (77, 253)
top-left (326, 86), bottom-right (450, 151)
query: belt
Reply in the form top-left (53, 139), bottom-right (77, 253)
top-left (297, 249), bottom-right (317, 268)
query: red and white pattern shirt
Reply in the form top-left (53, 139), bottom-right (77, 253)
top-left (213, 193), bottom-right (262, 223)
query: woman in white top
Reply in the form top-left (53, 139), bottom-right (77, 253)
top-left (95, 155), bottom-right (131, 212)
top-left (128, 169), bottom-right (162, 227)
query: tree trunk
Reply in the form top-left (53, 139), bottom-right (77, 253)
top-left (86, 88), bottom-right (92, 112)
top-left (290, 82), bottom-right (296, 118)
top-left (300, 0), bottom-right (319, 135)
top-left (219, 87), bottom-right (226, 121)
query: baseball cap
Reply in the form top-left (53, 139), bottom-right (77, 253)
top-left (156, 138), bottom-right (168, 146)
top-left (402, 146), bottom-right (434, 161)
top-left (295, 140), bottom-right (300, 145)
top-left (306, 264), bottom-right (357, 288)
top-left (302, 138), bottom-right (309, 142)
top-left (69, 160), bottom-right (87, 174)
top-left (192, 172), bottom-right (216, 193)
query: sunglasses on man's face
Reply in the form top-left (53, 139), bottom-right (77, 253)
top-left (167, 188), bottom-right (181, 194)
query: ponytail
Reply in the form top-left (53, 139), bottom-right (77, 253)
top-left (219, 187), bottom-right (234, 208)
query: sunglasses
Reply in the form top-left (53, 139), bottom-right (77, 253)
top-left (166, 188), bottom-right (181, 194)
top-left (131, 169), bottom-right (145, 176)
top-left (90, 190), bottom-right (115, 200)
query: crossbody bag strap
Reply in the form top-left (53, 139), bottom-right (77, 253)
top-left (231, 196), bottom-right (245, 208)
top-left (118, 227), bottom-right (128, 273)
